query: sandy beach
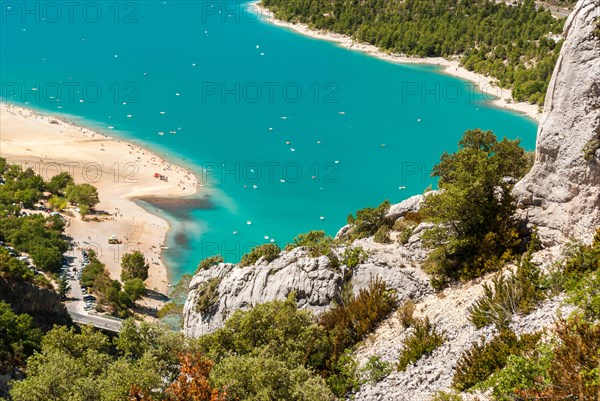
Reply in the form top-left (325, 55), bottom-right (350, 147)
top-left (0, 103), bottom-right (199, 299)
top-left (253, 2), bottom-right (542, 122)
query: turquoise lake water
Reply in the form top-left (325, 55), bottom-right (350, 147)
top-left (0, 1), bottom-right (538, 281)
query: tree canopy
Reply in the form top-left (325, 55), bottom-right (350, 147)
top-left (262, 0), bottom-right (564, 105)
top-left (420, 129), bottom-right (530, 288)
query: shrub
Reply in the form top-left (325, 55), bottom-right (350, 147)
top-left (484, 343), bottom-right (553, 400)
top-left (198, 294), bottom-right (327, 370)
top-left (397, 226), bottom-right (414, 245)
top-left (431, 391), bottom-right (463, 401)
top-left (582, 138), bottom-right (600, 161)
top-left (239, 243), bottom-right (281, 267)
top-left (194, 277), bottom-right (222, 315)
top-left (563, 228), bottom-right (600, 277)
top-left (320, 277), bottom-right (397, 362)
top-left (196, 255), bottom-right (223, 272)
top-left (347, 200), bottom-right (392, 240)
top-left (341, 246), bottom-right (367, 269)
top-left (210, 354), bottom-right (336, 401)
top-left (468, 246), bottom-right (545, 330)
top-left (397, 299), bottom-right (416, 328)
top-left (567, 269), bottom-right (600, 320)
top-left (397, 317), bottom-right (446, 371)
top-left (517, 317), bottom-right (600, 400)
top-left (326, 350), bottom-right (360, 397)
top-left (360, 355), bottom-right (392, 384)
top-left (452, 330), bottom-right (541, 391)
top-left (373, 225), bottom-right (391, 244)
top-left (285, 230), bottom-right (340, 267)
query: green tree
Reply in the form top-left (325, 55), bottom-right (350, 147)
top-left (66, 183), bottom-right (99, 208)
top-left (30, 246), bottom-right (63, 273)
top-left (421, 129), bottom-right (529, 288)
top-left (123, 278), bottom-right (146, 303)
top-left (0, 302), bottom-right (42, 373)
top-left (47, 172), bottom-right (74, 195)
top-left (9, 324), bottom-right (166, 401)
top-left (121, 251), bottom-right (149, 281)
top-left (57, 272), bottom-right (71, 299)
top-left (211, 355), bottom-right (336, 401)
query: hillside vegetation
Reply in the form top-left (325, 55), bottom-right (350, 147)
top-left (261, 0), bottom-right (565, 105)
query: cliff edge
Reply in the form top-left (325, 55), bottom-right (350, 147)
top-left (513, 0), bottom-right (600, 245)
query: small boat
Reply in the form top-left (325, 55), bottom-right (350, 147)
top-left (233, 231), bottom-right (238, 235)
top-left (161, 246), bottom-right (170, 250)
top-left (159, 111), bottom-right (166, 115)
top-left (334, 160), bottom-right (339, 164)
top-left (158, 132), bottom-right (164, 136)
top-left (270, 239), bottom-right (275, 243)
top-left (290, 148), bottom-right (296, 152)
top-left (398, 186), bottom-right (406, 190)
top-left (280, 179), bottom-right (285, 183)
top-left (169, 131), bottom-right (176, 134)
top-left (320, 216), bottom-right (325, 220)
top-left (264, 235), bottom-right (269, 240)
top-left (269, 127), bottom-right (273, 131)
top-left (126, 114), bottom-right (133, 118)
top-left (417, 118), bottom-right (422, 122)
top-left (339, 111), bottom-right (345, 115)
top-left (253, 184), bottom-right (258, 189)
top-left (280, 116), bottom-right (287, 120)
top-left (176, 93), bottom-right (181, 96)
top-left (285, 141), bottom-right (291, 145)
top-left (256, 45), bottom-right (260, 49)
top-left (247, 220), bottom-right (252, 225)
top-left (316, 140), bottom-right (321, 144)
top-left (108, 126), bottom-right (114, 129)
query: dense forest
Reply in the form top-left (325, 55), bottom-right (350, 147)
top-left (261, 0), bottom-right (565, 105)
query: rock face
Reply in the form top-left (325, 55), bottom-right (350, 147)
top-left (183, 194), bottom-right (433, 337)
top-left (183, 247), bottom-right (344, 337)
top-left (513, 0), bottom-right (600, 245)
top-left (0, 278), bottom-right (72, 330)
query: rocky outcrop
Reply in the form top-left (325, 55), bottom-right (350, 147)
top-left (0, 278), bottom-right (72, 330)
top-left (183, 194), bottom-right (433, 337)
top-left (513, 0), bottom-right (600, 245)
top-left (183, 247), bottom-right (344, 337)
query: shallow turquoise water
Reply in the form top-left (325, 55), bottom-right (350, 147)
top-left (0, 1), bottom-right (538, 281)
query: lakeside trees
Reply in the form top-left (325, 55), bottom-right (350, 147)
top-left (262, 0), bottom-right (564, 105)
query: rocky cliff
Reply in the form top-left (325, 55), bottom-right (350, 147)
top-left (0, 278), bottom-right (72, 330)
top-left (182, 1), bottom-right (599, 399)
top-left (513, 0), bottom-right (600, 245)
top-left (183, 194), bottom-right (432, 337)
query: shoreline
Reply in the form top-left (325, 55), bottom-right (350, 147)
top-left (0, 102), bottom-right (201, 301)
top-left (252, 2), bottom-right (542, 122)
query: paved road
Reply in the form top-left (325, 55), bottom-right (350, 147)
top-left (64, 249), bottom-right (123, 333)
top-left (536, 1), bottom-right (573, 18)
